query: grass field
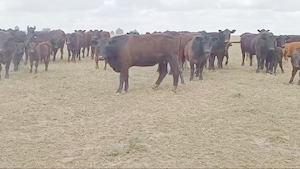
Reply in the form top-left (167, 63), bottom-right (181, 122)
top-left (0, 35), bottom-right (300, 168)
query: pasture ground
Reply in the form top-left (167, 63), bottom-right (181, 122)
top-left (0, 35), bottom-right (300, 168)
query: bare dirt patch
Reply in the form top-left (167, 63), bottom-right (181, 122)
top-left (0, 36), bottom-right (300, 168)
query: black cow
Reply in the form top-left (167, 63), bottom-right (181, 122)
top-left (66, 32), bottom-right (82, 62)
top-left (251, 31), bottom-right (277, 73)
top-left (0, 31), bottom-right (16, 79)
top-left (13, 43), bottom-right (25, 71)
top-left (285, 35), bottom-right (300, 43)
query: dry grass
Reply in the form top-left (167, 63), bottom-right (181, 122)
top-left (0, 35), bottom-right (300, 168)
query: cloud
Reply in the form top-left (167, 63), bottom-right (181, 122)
top-left (0, 0), bottom-right (299, 35)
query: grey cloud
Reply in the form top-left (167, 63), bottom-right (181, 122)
top-left (0, 0), bottom-right (300, 35)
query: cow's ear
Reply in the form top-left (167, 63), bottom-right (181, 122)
top-left (257, 29), bottom-right (261, 32)
top-left (218, 30), bottom-right (222, 33)
top-left (231, 29), bottom-right (236, 33)
top-left (267, 30), bottom-right (270, 32)
top-left (83, 30), bottom-right (86, 32)
top-left (74, 30), bottom-right (77, 32)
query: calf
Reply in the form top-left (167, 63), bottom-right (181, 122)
top-left (289, 48), bottom-right (300, 85)
top-left (266, 47), bottom-right (284, 74)
top-left (184, 33), bottom-right (214, 81)
top-left (98, 33), bottom-right (182, 93)
top-left (13, 43), bottom-right (25, 71)
top-left (29, 42), bottom-right (51, 73)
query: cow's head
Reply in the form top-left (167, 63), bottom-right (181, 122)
top-left (194, 33), bottom-right (215, 58)
top-left (262, 32), bottom-right (276, 51)
top-left (276, 35), bottom-right (291, 48)
top-left (219, 29), bottom-right (236, 43)
top-left (27, 26), bottom-right (36, 34)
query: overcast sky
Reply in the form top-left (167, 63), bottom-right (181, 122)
top-left (0, 0), bottom-right (299, 35)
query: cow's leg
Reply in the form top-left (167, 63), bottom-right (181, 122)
top-left (168, 58), bottom-right (180, 92)
top-left (273, 58), bottom-right (279, 75)
top-left (0, 64), bottom-right (2, 80)
top-left (60, 46), bottom-right (64, 60)
top-left (45, 57), bottom-right (50, 71)
top-left (256, 56), bottom-right (260, 73)
top-left (35, 60), bottom-right (39, 73)
top-left (82, 47), bottom-right (85, 58)
top-left (195, 63), bottom-right (200, 77)
top-left (5, 61), bottom-right (11, 79)
top-left (117, 69), bottom-right (128, 93)
top-left (178, 59), bottom-right (185, 85)
top-left (279, 62), bottom-right (284, 73)
top-left (30, 60), bottom-right (33, 73)
top-left (124, 69), bottom-right (129, 92)
top-left (189, 62), bottom-right (195, 81)
top-left (199, 60), bottom-right (206, 80)
top-left (242, 50), bottom-right (245, 66)
top-left (225, 52), bottom-right (229, 65)
top-left (217, 55), bottom-right (223, 69)
top-left (298, 71), bottom-right (300, 85)
top-left (153, 61), bottom-right (168, 90)
top-left (87, 46), bottom-right (90, 57)
top-left (52, 48), bottom-right (58, 62)
top-left (91, 46), bottom-right (95, 59)
top-left (24, 46), bottom-right (29, 65)
top-left (250, 53), bottom-right (254, 66)
top-left (95, 56), bottom-right (99, 69)
top-left (104, 60), bottom-right (107, 70)
top-left (289, 68), bottom-right (297, 84)
top-left (210, 56), bottom-right (216, 70)
top-left (78, 50), bottom-right (81, 61)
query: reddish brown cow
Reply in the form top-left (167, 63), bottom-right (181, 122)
top-left (184, 33), bottom-right (214, 81)
top-left (28, 42), bottom-right (51, 73)
top-left (98, 33), bottom-right (183, 93)
top-left (289, 47), bottom-right (300, 85)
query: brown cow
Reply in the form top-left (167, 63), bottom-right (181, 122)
top-left (289, 47), bottom-right (300, 85)
top-left (98, 33), bottom-right (183, 93)
top-left (283, 42), bottom-right (300, 60)
top-left (28, 42), bottom-right (51, 73)
top-left (74, 30), bottom-right (86, 57)
top-left (184, 33), bottom-right (215, 81)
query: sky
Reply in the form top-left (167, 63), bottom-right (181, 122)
top-left (0, 0), bottom-right (299, 35)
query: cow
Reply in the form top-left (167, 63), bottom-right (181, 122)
top-left (207, 31), bottom-right (227, 70)
top-left (90, 30), bottom-right (110, 59)
top-left (184, 33), bottom-right (214, 81)
top-left (0, 31), bottom-right (16, 79)
top-left (12, 43), bottom-right (25, 71)
top-left (94, 38), bottom-right (109, 69)
top-left (82, 30), bottom-right (93, 58)
top-left (146, 32), bottom-right (150, 34)
top-left (285, 35), bottom-right (300, 43)
top-left (25, 26), bottom-right (65, 63)
top-left (98, 33), bottom-right (183, 93)
top-left (7, 29), bottom-right (26, 43)
top-left (220, 29), bottom-right (236, 65)
top-left (127, 31), bottom-right (140, 35)
top-left (74, 30), bottom-right (86, 58)
top-left (66, 32), bottom-right (82, 62)
top-left (283, 42), bottom-right (300, 60)
top-left (28, 42), bottom-right (51, 73)
top-left (251, 31), bottom-right (277, 73)
top-left (289, 47), bottom-right (300, 85)
top-left (265, 46), bottom-right (285, 75)
top-left (49, 30), bottom-right (65, 61)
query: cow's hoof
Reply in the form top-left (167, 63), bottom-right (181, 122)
top-left (152, 85), bottom-right (159, 90)
top-left (172, 86), bottom-right (177, 93)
